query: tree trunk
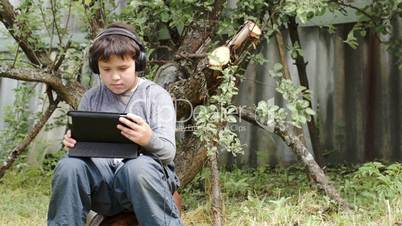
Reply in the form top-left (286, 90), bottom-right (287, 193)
top-left (87, 192), bottom-right (182, 226)
top-left (287, 16), bottom-right (323, 165)
top-left (210, 152), bottom-right (223, 226)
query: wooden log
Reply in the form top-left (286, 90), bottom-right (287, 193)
top-left (227, 21), bottom-right (261, 50)
top-left (87, 192), bottom-right (182, 226)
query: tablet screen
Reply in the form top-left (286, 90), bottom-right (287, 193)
top-left (67, 111), bottom-right (133, 144)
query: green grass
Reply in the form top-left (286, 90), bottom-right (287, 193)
top-left (0, 168), bottom-right (51, 226)
top-left (180, 163), bottom-right (402, 226)
top-left (0, 162), bottom-right (401, 226)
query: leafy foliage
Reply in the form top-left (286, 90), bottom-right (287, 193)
top-left (283, 0), bottom-right (328, 23)
top-left (340, 162), bottom-right (402, 204)
top-left (194, 67), bottom-right (243, 156)
top-left (0, 83), bottom-right (35, 161)
top-left (256, 63), bottom-right (315, 129)
top-left (116, 0), bottom-right (215, 41)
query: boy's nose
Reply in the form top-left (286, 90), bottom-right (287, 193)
top-left (111, 72), bottom-right (120, 80)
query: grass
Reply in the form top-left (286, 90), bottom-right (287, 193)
top-left (0, 168), bottom-right (51, 226)
top-left (180, 163), bottom-right (402, 226)
top-left (0, 162), bottom-right (401, 226)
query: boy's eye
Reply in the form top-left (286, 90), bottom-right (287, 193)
top-left (102, 68), bottom-right (111, 72)
top-left (119, 67), bottom-right (128, 71)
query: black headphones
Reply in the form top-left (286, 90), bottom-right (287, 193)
top-left (89, 27), bottom-right (147, 74)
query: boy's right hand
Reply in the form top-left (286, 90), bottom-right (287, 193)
top-left (63, 130), bottom-right (77, 150)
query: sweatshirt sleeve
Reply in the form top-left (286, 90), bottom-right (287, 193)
top-left (78, 87), bottom-right (97, 111)
top-left (78, 94), bottom-right (90, 111)
top-left (142, 87), bottom-right (176, 164)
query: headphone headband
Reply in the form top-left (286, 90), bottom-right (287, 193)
top-left (94, 28), bottom-right (145, 51)
top-left (90, 26), bottom-right (147, 73)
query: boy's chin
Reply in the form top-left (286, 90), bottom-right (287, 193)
top-left (108, 87), bottom-right (127, 95)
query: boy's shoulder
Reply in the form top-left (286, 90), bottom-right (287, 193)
top-left (141, 78), bottom-right (172, 98)
top-left (82, 79), bottom-right (171, 98)
top-left (81, 85), bottom-right (102, 100)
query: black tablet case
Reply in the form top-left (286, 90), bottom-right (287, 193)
top-left (67, 111), bottom-right (139, 158)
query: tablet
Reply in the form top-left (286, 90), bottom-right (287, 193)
top-left (67, 111), bottom-right (139, 158)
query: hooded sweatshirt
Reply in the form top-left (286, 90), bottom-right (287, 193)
top-left (78, 78), bottom-right (176, 164)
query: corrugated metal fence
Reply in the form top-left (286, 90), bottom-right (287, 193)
top-left (231, 20), bottom-right (402, 167)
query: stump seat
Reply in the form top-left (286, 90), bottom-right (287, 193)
top-left (87, 191), bottom-right (181, 226)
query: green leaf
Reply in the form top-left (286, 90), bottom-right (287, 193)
top-left (160, 11), bottom-right (170, 23)
top-left (305, 108), bottom-right (315, 115)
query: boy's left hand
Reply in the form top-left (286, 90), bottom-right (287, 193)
top-left (117, 113), bottom-right (153, 146)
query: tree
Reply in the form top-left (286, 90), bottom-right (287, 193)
top-left (0, 0), bottom-right (401, 222)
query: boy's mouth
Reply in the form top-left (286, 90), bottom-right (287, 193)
top-left (111, 84), bottom-right (124, 88)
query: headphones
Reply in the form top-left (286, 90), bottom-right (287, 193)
top-left (89, 27), bottom-right (147, 74)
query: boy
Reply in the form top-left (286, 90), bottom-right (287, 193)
top-left (47, 22), bottom-right (182, 226)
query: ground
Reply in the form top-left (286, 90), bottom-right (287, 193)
top-left (0, 162), bottom-right (401, 226)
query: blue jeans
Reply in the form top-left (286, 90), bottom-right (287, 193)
top-left (47, 155), bottom-right (182, 226)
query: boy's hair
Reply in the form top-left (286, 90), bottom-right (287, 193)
top-left (89, 22), bottom-right (146, 73)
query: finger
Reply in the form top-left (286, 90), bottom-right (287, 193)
top-left (64, 130), bottom-right (72, 139)
top-left (117, 124), bottom-right (136, 134)
top-left (118, 117), bottom-right (137, 129)
top-left (64, 135), bottom-right (76, 143)
top-left (63, 140), bottom-right (75, 148)
top-left (121, 130), bottom-right (141, 141)
top-left (125, 113), bottom-right (145, 125)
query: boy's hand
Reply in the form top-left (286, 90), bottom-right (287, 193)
top-left (63, 130), bottom-right (77, 150)
top-left (117, 113), bottom-right (153, 146)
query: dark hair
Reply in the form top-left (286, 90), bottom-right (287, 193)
top-left (88, 22), bottom-right (141, 72)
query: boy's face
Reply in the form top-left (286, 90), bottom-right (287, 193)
top-left (98, 55), bottom-right (137, 94)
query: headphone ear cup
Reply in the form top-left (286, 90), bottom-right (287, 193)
top-left (89, 56), bottom-right (100, 74)
top-left (135, 51), bottom-right (146, 72)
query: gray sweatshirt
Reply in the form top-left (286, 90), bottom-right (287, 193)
top-left (78, 78), bottom-right (176, 164)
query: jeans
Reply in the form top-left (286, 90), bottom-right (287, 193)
top-left (47, 154), bottom-right (182, 226)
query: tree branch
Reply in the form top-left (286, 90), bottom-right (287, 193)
top-left (53, 40), bottom-right (72, 71)
top-left (0, 97), bottom-right (60, 179)
top-left (333, 0), bottom-right (375, 22)
top-left (83, 0), bottom-right (106, 38)
top-left (210, 151), bottom-right (223, 226)
top-left (0, 66), bottom-right (85, 107)
top-left (0, 66), bottom-right (59, 83)
top-left (50, 0), bottom-right (63, 44)
top-left (236, 106), bottom-right (351, 209)
top-left (270, 11), bottom-right (291, 80)
top-left (176, 0), bottom-right (226, 54)
top-left (175, 53), bottom-right (207, 60)
top-left (287, 16), bottom-right (323, 165)
top-left (0, 0), bottom-right (51, 66)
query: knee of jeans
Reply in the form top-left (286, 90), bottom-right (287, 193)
top-left (55, 157), bottom-right (87, 177)
top-left (122, 157), bottom-right (157, 185)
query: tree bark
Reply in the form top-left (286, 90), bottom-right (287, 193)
top-left (172, 22), bottom-right (261, 186)
top-left (0, 66), bottom-right (85, 108)
top-left (273, 29), bottom-right (291, 80)
top-left (176, 0), bottom-right (226, 54)
top-left (238, 106), bottom-right (351, 209)
top-left (210, 152), bottom-right (223, 226)
top-left (175, 135), bottom-right (209, 187)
